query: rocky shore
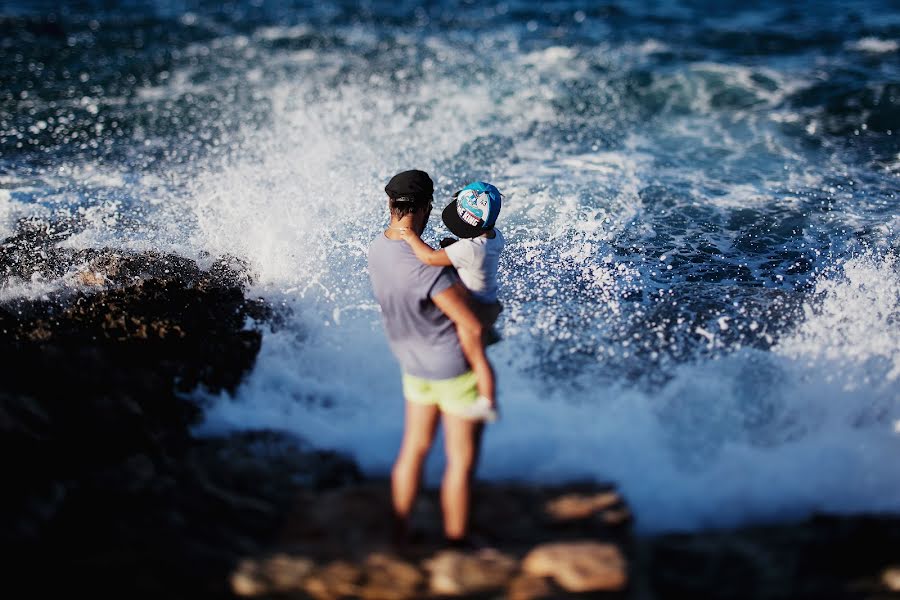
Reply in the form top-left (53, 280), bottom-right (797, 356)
top-left (2, 219), bottom-right (898, 599)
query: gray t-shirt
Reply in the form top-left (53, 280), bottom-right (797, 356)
top-left (368, 233), bottom-right (469, 380)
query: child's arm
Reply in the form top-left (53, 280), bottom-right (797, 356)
top-left (400, 229), bottom-right (454, 267)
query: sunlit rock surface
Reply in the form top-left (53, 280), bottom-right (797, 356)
top-left (229, 483), bottom-right (630, 599)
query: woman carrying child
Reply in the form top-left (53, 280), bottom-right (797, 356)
top-left (368, 171), bottom-right (501, 548)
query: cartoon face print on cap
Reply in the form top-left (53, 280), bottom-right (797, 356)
top-left (459, 189), bottom-right (485, 220)
top-left (473, 191), bottom-right (490, 216)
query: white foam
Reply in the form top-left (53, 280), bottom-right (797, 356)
top-left (199, 301), bottom-right (900, 533)
top-left (521, 45), bottom-right (577, 66)
top-left (635, 39), bottom-right (670, 56)
top-left (776, 253), bottom-right (900, 383)
top-left (0, 189), bottom-right (15, 240)
top-left (0, 278), bottom-right (59, 303)
top-left (846, 37), bottom-right (899, 53)
top-left (253, 24), bottom-right (314, 42)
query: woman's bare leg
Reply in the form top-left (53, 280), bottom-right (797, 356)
top-left (392, 401), bottom-right (440, 536)
top-left (441, 412), bottom-right (484, 541)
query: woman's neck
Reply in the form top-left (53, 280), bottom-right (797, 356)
top-left (385, 217), bottom-right (416, 240)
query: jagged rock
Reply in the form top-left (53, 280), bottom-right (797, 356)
top-left (0, 222), bottom-right (354, 597)
top-left (522, 541), bottom-right (627, 592)
top-left (281, 482), bottom-right (397, 552)
top-left (0, 217), bottom-right (77, 281)
top-left (360, 552), bottom-right (424, 600)
top-left (191, 430), bottom-right (362, 507)
top-left (209, 253), bottom-right (256, 289)
top-left (544, 491), bottom-right (621, 521)
top-left (77, 269), bottom-right (106, 286)
top-left (883, 567), bottom-right (900, 591)
top-left (507, 573), bottom-right (556, 600)
top-left (231, 553), bottom-right (316, 597)
top-left (539, 487), bottom-right (633, 529)
top-left (303, 560), bottom-right (364, 600)
top-left (231, 564), bottom-right (269, 597)
top-left (424, 548), bottom-right (518, 596)
top-left (646, 515), bottom-right (900, 600)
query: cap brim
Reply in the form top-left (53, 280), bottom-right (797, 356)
top-left (442, 200), bottom-right (484, 239)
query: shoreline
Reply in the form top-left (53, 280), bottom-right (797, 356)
top-left (2, 224), bottom-right (898, 598)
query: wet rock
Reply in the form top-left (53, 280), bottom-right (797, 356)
top-left (424, 548), bottom-right (518, 596)
top-left (0, 217), bottom-right (76, 281)
top-left (522, 541), bottom-right (627, 593)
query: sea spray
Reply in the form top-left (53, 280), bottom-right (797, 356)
top-left (3, 0), bottom-right (899, 532)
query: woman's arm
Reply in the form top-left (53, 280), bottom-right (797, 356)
top-left (432, 283), bottom-right (496, 406)
top-left (400, 229), bottom-right (454, 267)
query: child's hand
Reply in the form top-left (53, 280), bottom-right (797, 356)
top-left (398, 228), bottom-right (417, 242)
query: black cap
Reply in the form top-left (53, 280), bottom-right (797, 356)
top-left (442, 200), bottom-right (482, 238)
top-left (441, 183), bottom-right (502, 238)
top-left (385, 170), bottom-right (434, 202)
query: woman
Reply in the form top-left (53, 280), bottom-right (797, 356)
top-left (367, 169), bottom-right (497, 546)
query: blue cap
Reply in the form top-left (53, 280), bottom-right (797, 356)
top-left (442, 181), bottom-right (502, 238)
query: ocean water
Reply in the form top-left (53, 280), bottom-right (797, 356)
top-left (1, 0), bottom-right (898, 533)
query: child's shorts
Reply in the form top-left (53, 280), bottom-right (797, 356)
top-left (402, 370), bottom-right (479, 417)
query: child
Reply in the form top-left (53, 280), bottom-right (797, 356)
top-left (400, 181), bottom-right (505, 344)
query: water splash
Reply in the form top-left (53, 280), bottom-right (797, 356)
top-left (3, 0), bottom-right (900, 532)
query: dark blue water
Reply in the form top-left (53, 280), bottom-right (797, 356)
top-left (2, 0), bottom-right (899, 532)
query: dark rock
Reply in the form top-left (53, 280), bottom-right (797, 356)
top-left (0, 220), bottom-right (354, 598)
top-left (645, 514), bottom-right (900, 600)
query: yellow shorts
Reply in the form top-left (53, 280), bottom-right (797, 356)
top-left (402, 370), bottom-right (479, 417)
